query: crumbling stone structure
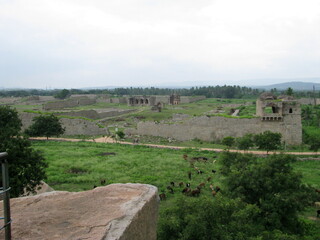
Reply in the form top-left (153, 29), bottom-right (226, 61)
top-left (126, 93), bottom-right (302, 145)
top-left (298, 98), bottom-right (320, 105)
top-left (43, 97), bottom-right (96, 110)
top-left (169, 93), bottom-right (180, 105)
top-left (127, 96), bottom-right (156, 106)
top-left (19, 112), bottom-right (108, 136)
top-left (256, 93), bottom-right (300, 121)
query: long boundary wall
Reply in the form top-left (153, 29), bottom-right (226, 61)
top-left (298, 98), bottom-right (320, 105)
top-left (19, 112), bottom-right (108, 136)
top-left (127, 115), bottom-right (302, 145)
top-left (54, 109), bottom-right (135, 120)
top-left (43, 98), bottom-right (96, 110)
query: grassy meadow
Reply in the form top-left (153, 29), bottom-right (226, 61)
top-left (32, 140), bottom-right (222, 194)
top-left (31, 140), bottom-right (320, 226)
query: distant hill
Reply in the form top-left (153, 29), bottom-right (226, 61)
top-left (254, 80), bottom-right (320, 91)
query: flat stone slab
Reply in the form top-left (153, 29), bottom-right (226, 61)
top-left (0, 184), bottom-right (158, 240)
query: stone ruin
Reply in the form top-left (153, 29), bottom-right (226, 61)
top-left (169, 93), bottom-right (181, 105)
top-left (256, 92), bottom-right (300, 121)
top-left (126, 93), bottom-right (303, 145)
top-left (127, 96), bottom-right (156, 106)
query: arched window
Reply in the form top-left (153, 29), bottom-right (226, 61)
top-left (289, 108), bottom-right (293, 113)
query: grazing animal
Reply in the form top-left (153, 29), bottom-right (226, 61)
top-left (316, 189), bottom-right (320, 194)
top-left (170, 181), bottom-right (175, 187)
top-left (182, 187), bottom-right (191, 195)
top-left (167, 186), bottom-right (174, 194)
top-left (198, 157), bottom-right (208, 162)
top-left (198, 182), bottom-right (206, 188)
top-left (100, 179), bottom-right (106, 185)
top-left (197, 170), bottom-right (204, 174)
top-left (183, 154), bottom-right (188, 160)
top-left (209, 184), bottom-right (214, 191)
top-left (212, 169), bottom-right (217, 174)
top-left (159, 193), bottom-right (166, 201)
top-left (192, 156), bottom-right (208, 162)
top-left (191, 188), bottom-right (201, 197)
top-left (188, 172), bottom-right (192, 180)
top-left (212, 190), bottom-right (217, 197)
top-left (186, 183), bottom-right (191, 187)
top-left (179, 182), bottom-right (184, 187)
top-left (215, 186), bottom-right (221, 192)
top-left (207, 177), bottom-right (212, 182)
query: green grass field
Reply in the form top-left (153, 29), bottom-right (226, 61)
top-left (31, 140), bottom-right (320, 191)
top-left (31, 140), bottom-right (320, 228)
top-left (32, 141), bottom-right (222, 193)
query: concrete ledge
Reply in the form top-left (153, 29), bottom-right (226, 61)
top-left (1, 184), bottom-right (159, 240)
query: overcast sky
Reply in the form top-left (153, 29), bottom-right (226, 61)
top-left (0, 0), bottom-right (319, 89)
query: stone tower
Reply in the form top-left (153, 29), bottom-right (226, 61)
top-left (256, 92), bottom-right (302, 145)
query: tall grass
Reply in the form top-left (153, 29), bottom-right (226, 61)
top-left (32, 141), bottom-right (221, 193)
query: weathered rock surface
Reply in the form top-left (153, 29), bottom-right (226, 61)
top-left (1, 184), bottom-right (158, 240)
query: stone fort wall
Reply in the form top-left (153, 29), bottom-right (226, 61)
top-left (54, 109), bottom-right (135, 120)
top-left (298, 98), bottom-right (320, 105)
top-left (19, 112), bottom-right (108, 136)
top-left (127, 115), bottom-right (302, 145)
top-left (43, 98), bottom-right (96, 110)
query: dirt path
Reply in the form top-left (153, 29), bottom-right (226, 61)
top-left (30, 137), bottom-right (320, 156)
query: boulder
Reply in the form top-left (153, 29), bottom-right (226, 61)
top-left (0, 184), bottom-right (158, 240)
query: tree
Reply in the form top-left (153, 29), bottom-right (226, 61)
top-left (301, 106), bottom-right (313, 126)
top-left (116, 130), bottom-right (125, 139)
top-left (220, 152), bottom-right (316, 234)
top-left (54, 89), bottom-right (70, 99)
top-left (158, 196), bottom-right (263, 240)
top-left (286, 87), bottom-right (294, 96)
top-left (25, 114), bottom-right (65, 139)
top-left (0, 106), bottom-right (47, 197)
top-left (303, 127), bottom-right (320, 152)
top-left (221, 136), bottom-right (235, 148)
top-left (237, 134), bottom-right (254, 151)
top-left (254, 131), bottom-right (282, 153)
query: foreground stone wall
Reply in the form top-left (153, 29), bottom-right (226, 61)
top-left (1, 184), bottom-right (159, 240)
top-left (19, 112), bottom-right (108, 136)
top-left (127, 115), bottom-right (302, 145)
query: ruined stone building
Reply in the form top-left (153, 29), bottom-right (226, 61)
top-left (169, 93), bottom-right (181, 105)
top-left (127, 93), bottom-right (302, 145)
top-left (127, 96), bottom-right (156, 106)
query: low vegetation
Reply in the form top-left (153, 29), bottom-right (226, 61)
top-left (31, 140), bottom-right (320, 239)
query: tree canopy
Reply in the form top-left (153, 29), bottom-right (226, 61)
top-left (25, 114), bottom-right (65, 139)
top-left (54, 89), bottom-right (71, 99)
top-left (254, 131), bottom-right (282, 153)
top-left (0, 106), bottom-right (47, 197)
top-left (220, 152), bottom-right (316, 234)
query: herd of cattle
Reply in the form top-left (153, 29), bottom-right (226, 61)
top-left (159, 154), bottom-right (220, 200)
